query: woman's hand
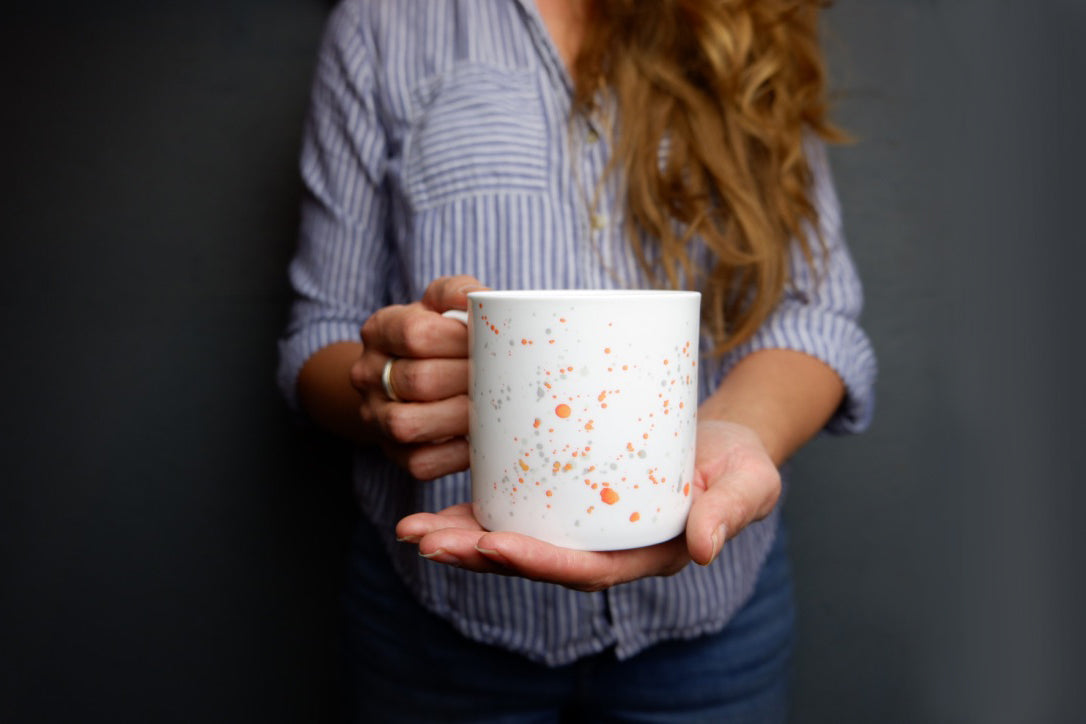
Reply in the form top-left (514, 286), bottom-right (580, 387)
top-left (349, 275), bottom-right (486, 480)
top-left (395, 419), bottom-right (781, 591)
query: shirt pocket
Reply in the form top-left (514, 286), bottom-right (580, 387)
top-left (402, 64), bottom-right (548, 211)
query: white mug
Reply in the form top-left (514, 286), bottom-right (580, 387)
top-left (450, 290), bottom-right (701, 551)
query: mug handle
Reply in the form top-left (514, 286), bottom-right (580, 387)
top-left (442, 309), bottom-right (469, 325)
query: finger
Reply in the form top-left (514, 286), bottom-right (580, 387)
top-left (417, 527), bottom-right (511, 574)
top-left (472, 532), bottom-right (689, 592)
top-left (361, 303), bottom-right (469, 359)
top-left (387, 357), bottom-right (469, 401)
top-left (421, 275), bottom-right (489, 313)
top-left (685, 463), bottom-right (781, 566)
top-left (382, 437), bottom-right (470, 481)
top-left (397, 505), bottom-right (510, 574)
top-left (396, 503), bottom-right (483, 541)
top-left (377, 395), bottom-right (470, 445)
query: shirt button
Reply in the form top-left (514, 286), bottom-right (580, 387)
top-left (590, 213), bottom-right (608, 231)
top-left (587, 127), bottom-right (599, 144)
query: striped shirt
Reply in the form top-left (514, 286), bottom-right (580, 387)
top-left (278, 0), bottom-right (876, 666)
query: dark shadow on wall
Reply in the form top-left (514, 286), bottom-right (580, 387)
top-left (2, 2), bottom-right (358, 721)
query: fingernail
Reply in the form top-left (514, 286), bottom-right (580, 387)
top-left (707, 524), bottom-right (727, 566)
top-left (396, 535), bottom-right (421, 544)
top-left (474, 545), bottom-right (509, 566)
top-left (419, 548), bottom-right (461, 567)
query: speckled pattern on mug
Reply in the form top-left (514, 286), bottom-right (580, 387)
top-left (467, 291), bottom-right (700, 551)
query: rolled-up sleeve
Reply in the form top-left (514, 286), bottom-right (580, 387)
top-left (722, 137), bottom-right (877, 434)
top-left (277, 2), bottom-right (390, 412)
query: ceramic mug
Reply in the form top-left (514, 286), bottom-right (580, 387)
top-left (446, 290), bottom-right (701, 551)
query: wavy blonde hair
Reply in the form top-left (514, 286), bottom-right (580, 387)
top-left (574, 0), bottom-right (843, 353)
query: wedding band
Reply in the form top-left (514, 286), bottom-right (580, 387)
top-left (381, 357), bottom-right (402, 402)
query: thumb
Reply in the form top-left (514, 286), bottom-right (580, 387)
top-left (421, 275), bottom-right (489, 312)
top-left (685, 459), bottom-right (781, 566)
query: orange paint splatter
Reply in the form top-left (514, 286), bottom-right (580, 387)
top-left (584, 420), bottom-right (594, 431)
top-left (629, 512), bottom-right (641, 522)
top-left (643, 433), bottom-right (650, 439)
top-left (521, 338), bottom-right (528, 345)
top-left (683, 483), bottom-right (691, 496)
top-left (622, 365), bottom-right (628, 371)
top-left (555, 404), bottom-right (571, 418)
top-left (600, 488), bottom-right (620, 505)
top-left (546, 490), bottom-right (553, 497)
top-left (604, 347), bottom-right (611, 354)
top-left (560, 318), bottom-right (567, 323)
top-left (562, 463), bottom-right (573, 472)
top-left (598, 391), bottom-right (607, 403)
top-left (518, 459), bottom-right (530, 472)
top-left (663, 359), bottom-right (669, 365)
top-left (533, 418), bottom-right (541, 428)
top-left (626, 442), bottom-right (635, 452)
top-left (587, 506), bottom-right (595, 514)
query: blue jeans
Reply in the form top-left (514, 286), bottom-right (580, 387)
top-left (344, 520), bottom-right (794, 723)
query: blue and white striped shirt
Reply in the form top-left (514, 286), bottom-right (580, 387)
top-left (278, 0), bottom-right (876, 666)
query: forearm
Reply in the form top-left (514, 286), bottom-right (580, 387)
top-left (699, 349), bottom-right (845, 466)
top-left (297, 341), bottom-right (370, 445)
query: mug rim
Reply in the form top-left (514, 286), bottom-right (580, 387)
top-left (466, 289), bottom-right (701, 301)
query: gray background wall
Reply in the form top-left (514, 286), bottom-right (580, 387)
top-left (2, 1), bottom-right (1081, 722)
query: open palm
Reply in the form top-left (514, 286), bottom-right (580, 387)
top-left (395, 420), bottom-right (781, 592)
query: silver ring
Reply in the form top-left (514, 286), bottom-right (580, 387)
top-left (381, 357), bottom-right (402, 402)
